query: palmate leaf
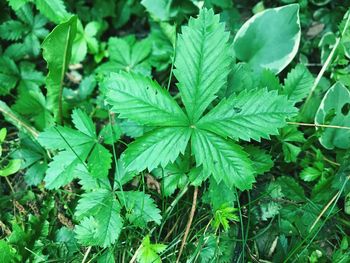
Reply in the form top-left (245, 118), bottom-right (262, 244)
top-left (197, 88), bottom-right (297, 142)
top-left (42, 15), bottom-right (77, 123)
top-left (75, 189), bottom-right (123, 247)
top-left (0, 20), bottom-right (26, 40)
top-left (106, 72), bottom-right (188, 126)
top-left (117, 191), bottom-right (162, 227)
top-left (38, 109), bottom-right (112, 188)
top-left (122, 127), bottom-right (191, 172)
top-left (174, 8), bottom-right (231, 122)
top-left (191, 129), bottom-right (255, 190)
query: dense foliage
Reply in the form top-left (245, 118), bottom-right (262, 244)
top-left (1, 0), bottom-right (350, 262)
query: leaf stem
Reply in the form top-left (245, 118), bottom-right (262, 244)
top-left (287, 121), bottom-right (350, 130)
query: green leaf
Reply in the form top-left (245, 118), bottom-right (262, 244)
top-left (7, 0), bottom-right (30, 11)
top-left (122, 127), bottom-right (191, 172)
top-left (174, 8), bottom-right (231, 122)
top-left (0, 240), bottom-right (19, 263)
top-left (0, 56), bottom-right (19, 95)
top-left (38, 126), bottom-right (93, 150)
top-left (137, 235), bottom-right (167, 263)
top-left (244, 145), bottom-right (273, 175)
top-left (300, 166), bottom-right (322, 182)
top-left (283, 64), bottom-right (314, 104)
top-left (275, 176), bottom-right (305, 202)
top-left (278, 126), bottom-right (305, 162)
top-left (0, 159), bottom-right (22, 177)
top-left (12, 88), bottom-right (53, 130)
top-left (106, 72), bottom-right (188, 127)
top-left (197, 88), bottom-right (297, 142)
top-left (44, 146), bottom-right (91, 189)
top-left (315, 82), bottom-right (350, 149)
top-left (35, 0), bottom-right (70, 24)
top-left (117, 191), bottom-right (162, 227)
top-left (0, 20), bottom-right (26, 40)
top-left (71, 108), bottom-right (96, 138)
top-left (97, 36), bottom-right (152, 74)
top-left (191, 129), bottom-right (255, 190)
top-left (75, 189), bottom-right (123, 247)
top-left (233, 4), bottom-right (301, 74)
top-left (42, 15), bottom-right (77, 123)
top-left (87, 144), bottom-right (112, 178)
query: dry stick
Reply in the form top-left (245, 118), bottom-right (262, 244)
top-left (129, 245), bottom-right (142, 263)
top-left (287, 121), bottom-right (350, 130)
top-left (302, 12), bottom-right (350, 113)
top-left (81, 246), bottom-right (92, 263)
top-left (309, 191), bottom-right (340, 232)
top-left (176, 186), bottom-right (198, 263)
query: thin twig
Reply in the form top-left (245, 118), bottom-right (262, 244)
top-left (309, 191), bottom-right (340, 232)
top-left (81, 246), bottom-right (92, 263)
top-left (302, 11), bottom-right (350, 112)
top-left (5, 177), bottom-right (15, 194)
top-left (129, 245), bottom-right (142, 263)
top-left (176, 186), bottom-right (198, 263)
top-left (288, 121), bottom-right (350, 130)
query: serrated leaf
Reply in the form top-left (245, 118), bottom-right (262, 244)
top-left (117, 191), bottom-right (162, 227)
top-left (44, 145), bottom-right (92, 189)
top-left (122, 127), bottom-right (191, 172)
top-left (87, 144), bottom-right (112, 178)
top-left (137, 235), bottom-right (166, 263)
top-left (7, 0), bottom-right (30, 11)
top-left (106, 72), bottom-right (188, 127)
top-left (75, 189), bottom-right (123, 247)
top-left (42, 15), bottom-right (77, 123)
top-left (275, 176), bottom-right (305, 202)
top-left (191, 129), bottom-right (255, 190)
top-left (244, 145), bottom-right (273, 175)
top-left (71, 108), bottom-right (96, 138)
top-left (35, 0), bottom-right (70, 24)
top-left (0, 56), bottom-right (19, 95)
top-left (38, 126), bottom-right (93, 150)
top-left (0, 20), bottom-right (26, 40)
top-left (283, 64), bottom-right (314, 103)
top-left (300, 167), bottom-right (322, 182)
top-left (174, 8), bottom-right (231, 122)
top-left (197, 88), bottom-right (297, 142)
top-left (233, 4), bottom-right (300, 74)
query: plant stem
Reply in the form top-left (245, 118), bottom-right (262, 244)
top-left (176, 186), bottom-right (198, 263)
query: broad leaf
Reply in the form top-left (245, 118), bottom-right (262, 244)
top-left (315, 82), bottom-right (350, 149)
top-left (122, 127), bottom-right (191, 172)
top-left (75, 189), bottom-right (123, 247)
top-left (42, 15), bottom-right (77, 123)
top-left (197, 88), bottom-right (297, 142)
top-left (283, 64), bottom-right (314, 103)
top-left (106, 72), bottom-right (188, 126)
top-left (191, 129), bottom-right (255, 190)
top-left (174, 8), bottom-right (231, 122)
top-left (233, 4), bottom-right (301, 74)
